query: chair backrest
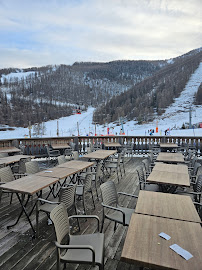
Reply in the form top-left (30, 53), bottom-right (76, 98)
top-left (72, 151), bottom-right (79, 160)
top-left (194, 174), bottom-right (202, 193)
top-left (0, 153), bottom-right (9, 158)
top-left (50, 203), bottom-right (70, 244)
top-left (25, 161), bottom-right (40, 174)
top-left (95, 163), bottom-right (102, 181)
top-left (59, 184), bottom-right (77, 209)
top-left (64, 148), bottom-right (73, 156)
top-left (100, 181), bottom-right (118, 207)
top-left (18, 157), bottom-right (31, 174)
top-left (193, 162), bottom-right (201, 176)
top-left (117, 153), bottom-right (122, 165)
top-left (136, 166), bottom-right (145, 182)
top-left (58, 155), bottom-right (67, 165)
top-left (142, 159), bottom-right (150, 174)
top-left (0, 166), bottom-right (15, 183)
top-left (84, 173), bottom-right (93, 193)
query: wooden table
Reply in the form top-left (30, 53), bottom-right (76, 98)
top-left (36, 167), bottom-right (78, 180)
top-left (0, 146), bottom-right (21, 154)
top-left (135, 190), bottom-right (201, 223)
top-left (58, 160), bottom-right (94, 170)
top-left (51, 143), bottom-right (70, 150)
top-left (0, 175), bottom-right (59, 235)
top-left (147, 169), bottom-right (190, 187)
top-left (156, 152), bottom-right (184, 163)
top-left (121, 213), bottom-right (202, 270)
top-left (160, 143), bottom-right (179, 152)
top-left (153, 163), bottom-right (188, 174)
top-left (0, 155), bottom-right (34, 166)
top-left (104, 142), bottom-right (121, 149)
top-left (82, 150), bottom-right (117, 160)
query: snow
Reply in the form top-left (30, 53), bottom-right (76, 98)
top-left (0, 62), bottom-right (202, 139)
top-left (1, 71), bottom-right (36, 84)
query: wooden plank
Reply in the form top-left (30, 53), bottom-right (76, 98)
top-left (135, 190), bottom-right (201, 223)
top-left (121, 213), bottom-right (202, 270)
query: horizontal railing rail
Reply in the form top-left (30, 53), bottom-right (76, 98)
top-left (0, 135), bottom-right (202, 157)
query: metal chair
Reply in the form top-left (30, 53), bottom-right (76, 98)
top-left (105, 153), bottom-right (122, 182)
top-left (175, 174), bottom-right (202, 203)
top-left (45, 145), bottom-right (60, 165)
top-left (100, 181), bottom-right (137, 232)
top-left (136, 165), bottom-right (159, 192)
top-left (76, 173), bottom-right (95, 214)
top-left (36, 184), bottom-right (79, 237)
top-left (50, 203), bottom-right (104, 270)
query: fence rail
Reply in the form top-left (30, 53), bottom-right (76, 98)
top-left (0, 135), bottom-right (202, 157)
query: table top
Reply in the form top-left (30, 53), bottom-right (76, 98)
top-left (36, 167), bottom-right (78, 180)
top-left (82, 149), bottom-right (117, 160)
top-left (0, 155), bottom-right (34, 166)
top-left (0, 147), bottom-right (21, 153)
top-left (58, 160), bottom-right (94, 170)
top-left (51, 144), bottom-right (70, 150)
top-left (147, 170), bottom-right (190, 187)
top-left (160, 143), bottom-right (179, 148)
top-left (135, 190), bottom-right (201, 223)
top-left (156, 152), bottom-right (184, 163)
top-left (121, 213), bottom-right (202, 270)
top-left (0, 175), bottom-right (59, 195)
top-left (153, 163), bottom-right (188, 174)
top-left (104, 142), bottom-right (121, 147)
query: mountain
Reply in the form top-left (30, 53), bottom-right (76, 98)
top-left (93, 48), bottom-right (202, 124)
top-left (0, 47), bottom-right (201, 128)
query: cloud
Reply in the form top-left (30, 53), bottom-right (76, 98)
top-left (0, 0), bottom-right (201, 68)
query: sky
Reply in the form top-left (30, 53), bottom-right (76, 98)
top-left (0, 0), bottom-right (201, 68)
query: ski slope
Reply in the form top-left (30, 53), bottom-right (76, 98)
top-left (0, 62), bottom-right (202, 139)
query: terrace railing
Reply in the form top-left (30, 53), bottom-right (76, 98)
top-left (0, 135), bottom-right (202, 157)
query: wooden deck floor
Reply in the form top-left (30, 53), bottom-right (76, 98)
top-left (0, 157), bottom-right (145, 270)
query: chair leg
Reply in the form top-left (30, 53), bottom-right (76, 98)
top-left (91, 190), bottom-right (95, 209)
top-left (114, 222), bottom-right (117, 231)
top-left (10, 193), bottom-right (13, 204)
top-left (36, 202), bottom-right (39, 238)
top-left (74, 205), bottom-right (80, 231)
top-left (100, 213), bottom-right (105, 232)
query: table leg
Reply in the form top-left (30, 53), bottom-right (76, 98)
top-left (7, 193), bottom-right (36, 236)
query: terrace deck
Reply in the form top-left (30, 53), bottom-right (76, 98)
top-left (0, 157), bottom-right (144, 270)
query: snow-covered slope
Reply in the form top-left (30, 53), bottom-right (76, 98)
top-left (0, 62), bottom-right (202, 139)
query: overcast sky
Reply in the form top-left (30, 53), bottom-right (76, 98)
top-left (0, 0), bottom-right (201, 68)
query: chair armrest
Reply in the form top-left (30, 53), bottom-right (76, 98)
top-left (69, 215), bottom-right (100, 232)
top-left (55, 242), bottom-right (95, 265)
top-left (37, 198), bottom-right (59, 204)
top-left (118, 192), bottom-right (138, 198)
top-left (101, 203), bottom-right (126, 224)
